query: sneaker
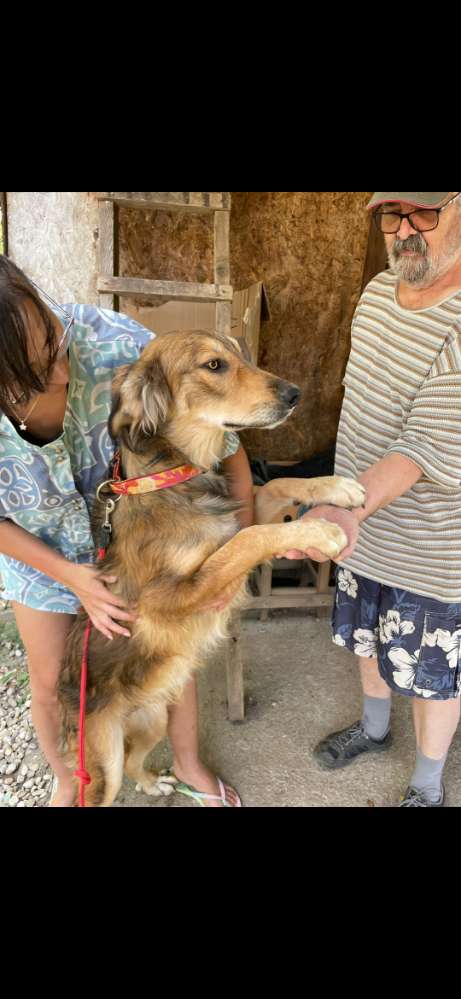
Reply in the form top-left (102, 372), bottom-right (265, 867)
top-left (313, 720), bottom-right (392, 770)
top-left (399, 784), bottom-right (445, 807)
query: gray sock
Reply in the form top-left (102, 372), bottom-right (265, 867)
top-left (410, 748), bottom-right (447, 803)
top-left (361, 695), bottom-right (391, 741)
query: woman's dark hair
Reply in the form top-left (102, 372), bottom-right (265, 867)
top-left (0, 255), bottom-right (59, 422)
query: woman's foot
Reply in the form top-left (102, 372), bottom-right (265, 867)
top-left (48, 776), bottom-right (77, 807)
top-left (171, 762), bottom-right (241, 807)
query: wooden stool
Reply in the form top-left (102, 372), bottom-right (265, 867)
top-left (226, 557), bottom-right (333, 721)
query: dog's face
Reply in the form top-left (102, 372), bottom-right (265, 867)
top-left (109, 330), bottom-right (300, 451)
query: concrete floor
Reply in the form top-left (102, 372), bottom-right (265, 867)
top-left (116, 609), bottom-right (461, 808)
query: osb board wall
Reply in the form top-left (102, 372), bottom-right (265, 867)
top-left (119, 192), bottom-right (373, 461)
top-left (6, 192), bottom-right (100, 303)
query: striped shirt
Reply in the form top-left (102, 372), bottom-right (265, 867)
top-left (335, 269), bottom-right (461, 602)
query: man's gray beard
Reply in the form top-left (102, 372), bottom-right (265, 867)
top-left (388, 224), bottom-right (461, 287)
top-left (388, 233), bottom-right (431, 285)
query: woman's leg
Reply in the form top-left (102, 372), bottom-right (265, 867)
top-left (12, 602), bottom-right (76, 807)
top-left (167, 676), bottom-right (240, 807)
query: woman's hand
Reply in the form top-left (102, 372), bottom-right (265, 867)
top-left (276, 506), bottom-right (360, 562)
top-left (62, 563), bottom-right (137, 640)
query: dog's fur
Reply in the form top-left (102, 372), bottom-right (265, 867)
top-left (58, 330), bottom-right (365, 806)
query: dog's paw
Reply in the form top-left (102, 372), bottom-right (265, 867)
top-left (135, 772), bottom-right (177, 797)
top-left (319, 476), bottom-right (366, 510)
top-left (293, 519), bottom-right (347, 558)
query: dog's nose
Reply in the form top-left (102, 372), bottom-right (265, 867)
top-left (277, 381), bottom-right (301, 408)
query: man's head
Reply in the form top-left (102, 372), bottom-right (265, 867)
top-left (367, 192), bottom-right (461, 287)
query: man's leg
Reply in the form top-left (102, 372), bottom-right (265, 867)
top-left (359, 656), bottom-right (392, 739)
top-left (314, 570), bottom-right (393, 769)
top-left (314, 655), bottom-right (392, 769)
top-left (167, 676), bottom-right (240, 807)
top-left (412, 695), bottom-right (461, 757)
top-left (402, 697), bottom-right (461, 805)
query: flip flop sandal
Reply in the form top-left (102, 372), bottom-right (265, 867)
top-left (163, 770), bottom-right (242, 807)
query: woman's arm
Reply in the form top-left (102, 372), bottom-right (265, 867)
top-left (199, 445), bottom-right (254, 611)
top-left (222, 444), bottom-right (254, 529)
top-left (0, 520), bottom-right (136, 639)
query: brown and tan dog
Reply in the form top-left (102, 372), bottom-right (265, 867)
top-left (58, 330), bottom-right (365, 805)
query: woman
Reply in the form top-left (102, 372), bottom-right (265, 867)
top-left (0, 255), bottom-right (253, 806)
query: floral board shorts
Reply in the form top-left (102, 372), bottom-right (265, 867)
top-left (332, 568), bottom-right (461, 701)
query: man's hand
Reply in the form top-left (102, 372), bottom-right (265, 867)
top-left (276, 505), bottom-right (360, 562)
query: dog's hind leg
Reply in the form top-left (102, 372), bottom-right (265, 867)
top-left (124, 704), bottom-right (175, 798)
top-left (82, 713), bottom-right (125, 807)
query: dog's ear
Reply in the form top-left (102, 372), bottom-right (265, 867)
top-left (226, 335), bottom-right (251, 362)
top-left (226, 336), bottom-right (242, 353)
top-left (109, 359), bottom-right (171, 449)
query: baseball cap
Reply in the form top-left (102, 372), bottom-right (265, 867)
top-left (367, 192), bottom-right (451, 211)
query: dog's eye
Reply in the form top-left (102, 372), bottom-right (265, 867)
top-left (203, 359), bottom-right (227, 372)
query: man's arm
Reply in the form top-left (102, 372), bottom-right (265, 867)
top-left (353, 452), bottom-right (423, 524)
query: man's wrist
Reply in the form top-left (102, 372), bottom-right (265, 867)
top-left (303, 503), bottom-right (365, 525)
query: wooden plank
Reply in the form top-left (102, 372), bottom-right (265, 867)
top-left (316, 561), bottom-right (331, 593)
top-left (257, 562), bottom-right (273, 623)
top-left (226, 612), bottom-right (245, 722)
top-left (214, 210), bottom-right (230, 284)
top-left (98, 200), bottom-right (116, 310)
top-left (215, 301), bottom-right (232, 335)
top-left (214, 208), bottom-right (231, 334)
top-left (94, 192), bottom-right (231, 212)
top-left (244, 591), bottom-right (334, 610)
top-left (252, 585), bottom-right (335, 598)
top-left (97, 275), bottom-right (233, 303)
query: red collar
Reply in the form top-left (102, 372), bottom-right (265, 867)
top-left (107, 451), bottom-right (204, 496)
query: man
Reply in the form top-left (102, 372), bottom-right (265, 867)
top-left (290, 192), bottom-right (461, 806)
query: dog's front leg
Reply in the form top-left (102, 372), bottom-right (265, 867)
top-left (177, 518), bottom-right (348, 613)
top-left (255, 476), bottom-right (365, 524)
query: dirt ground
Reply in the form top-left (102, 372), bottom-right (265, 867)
top-left (114, 608), bottom-right (461, 809)
top-left (2, 604), bottom-right (461, 808)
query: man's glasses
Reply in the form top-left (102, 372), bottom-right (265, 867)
top-left (373, 192), bottom-right (461, 234)
top-left (29, 279), bottom-right (74, 357)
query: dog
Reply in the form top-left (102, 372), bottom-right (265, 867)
top-left (58, 329), bottom-right (365, 806)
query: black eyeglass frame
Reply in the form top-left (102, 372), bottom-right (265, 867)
top-left (372, 192), bottom-right (461, 234)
